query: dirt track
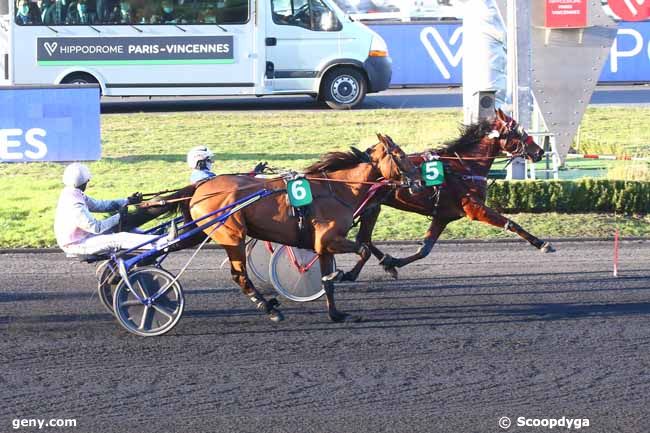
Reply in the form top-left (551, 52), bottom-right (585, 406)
top-left (1, 240), bottom-right (649, 433)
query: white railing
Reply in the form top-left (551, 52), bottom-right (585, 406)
top-left (526, 131), bottom-right (560, 180)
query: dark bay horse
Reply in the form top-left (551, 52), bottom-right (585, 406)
top-left (184, 137), bottom-right (420, 323)
top-left (343, 109), bottom-right (555, 282)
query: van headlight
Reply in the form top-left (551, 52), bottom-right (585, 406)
top-left (369, 36), bottom-right (388, 57)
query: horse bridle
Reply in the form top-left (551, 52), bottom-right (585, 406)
top-left (498, 118), bottom-right (533, 159)
top-left (377, 141), bottom-right (421, 190)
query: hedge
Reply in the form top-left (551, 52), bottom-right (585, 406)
top-left (486, 180), bottom-right (650, 214)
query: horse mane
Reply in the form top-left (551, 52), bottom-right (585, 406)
top-left (436, 120), bottom-right (494, 154)
top-left (304, 150), bottom-right (366, 174)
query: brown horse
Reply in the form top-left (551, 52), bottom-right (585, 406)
top-left (184, 136), bottom-right (421, 323)
top-left (342, 109), bottom-right (554, 282)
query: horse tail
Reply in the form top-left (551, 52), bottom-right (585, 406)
top-left (126, 184), bottom-right (197, 230)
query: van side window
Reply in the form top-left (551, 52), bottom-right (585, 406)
top-left (271, 0), bottom-right (341, 31)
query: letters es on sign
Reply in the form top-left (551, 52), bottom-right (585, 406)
top-left (545, 0), bottom-right (587, 28)
top-left (422, 161), bottom-right (444, 186)
top-left (608, 0), bottom-right (650, 22)
top-left (0, 86), bottom-right (100, 162)
top-left (287, 179), bottom-right (313, 207)
top-left (0, 128), bottom-right (47, 161)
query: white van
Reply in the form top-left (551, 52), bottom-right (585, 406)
top-left (0, 0), bottom-right (391, 108)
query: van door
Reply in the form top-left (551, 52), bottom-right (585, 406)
top-left (265, 0), bottom-right (342, 92)
top-left (0, 0), bottom-right (9, 84)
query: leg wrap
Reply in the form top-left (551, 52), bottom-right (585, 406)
top-left (249, 295), bottom-right (269, 313)
top-left (415, 239), bottom-right (435, 258)
top-left (357, 244), bottom-right (370, 258)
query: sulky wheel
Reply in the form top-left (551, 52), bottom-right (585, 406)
top-left (112, 266), bottom-right (184, 337)
top-left (246, 239), bottom-right (278, 287)
top-left (268, 245), bottom-right (334, 302)
top-left (96, 260), bottom-right (119, 316)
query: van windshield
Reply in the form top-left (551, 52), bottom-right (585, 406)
top-left (272, 0), bottom-right (341, 31)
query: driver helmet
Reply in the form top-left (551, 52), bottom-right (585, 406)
top-left (62, 162), bottom-right (92, 188)
top-left (187, 146), bottom-right (214, 171)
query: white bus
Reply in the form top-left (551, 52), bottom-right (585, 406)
top-left (0, 0), bottom-right (391, 108)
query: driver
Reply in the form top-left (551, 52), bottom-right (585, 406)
top-left (187, 145), bottom-right (216, 183)
top-left (54, 163), bottom-right (162, 256)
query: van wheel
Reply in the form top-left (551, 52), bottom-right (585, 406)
top-left (321, 67), bottom-right (366, 110)
top-left (61, 73), bottom-right (102, 96)
top-left (61, 72), bottom-right (98, 85)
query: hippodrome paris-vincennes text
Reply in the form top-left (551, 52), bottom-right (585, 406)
top-left (57, 43), bottom-right (231, 55)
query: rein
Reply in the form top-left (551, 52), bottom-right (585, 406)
top-left (138, 196), bottom-right (193, 208)
top-left (138, 143), bottom-right (412, 210)
top-left (139, 187), bottom-right (186, 199)
top-left (138, 176), bottom-right (401, 209)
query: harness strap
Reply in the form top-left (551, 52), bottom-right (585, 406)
top-left (461, 175), bottom-right (488, 182)
top-left (138, 196), bottom-right (193, 208)
top-left (353, 180), bottom-right (391, 219)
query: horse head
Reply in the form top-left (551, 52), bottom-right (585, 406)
top-left (490, 108), bottom-right (544, 162)
top-left (368, 134), bottom-right (423, 193)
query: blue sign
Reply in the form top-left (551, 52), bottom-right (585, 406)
top-left (0, 86), bottom-right (100, 162)
top-left (370, 23), bottom-right (463, 86)
top-left (369, 22), bottom-right (650, 86)
top-left (599, 21), bottom-right (650, 83)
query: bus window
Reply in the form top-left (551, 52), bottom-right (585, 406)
top-left (14, 0), bottom-right (250, 25)
top-left (1, 0), bottom-right (8, 16)
top-left (271, 0), bottom-right (340, 31)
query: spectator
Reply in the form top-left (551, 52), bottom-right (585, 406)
top-left (29, 0), bottom-right (43, 23)
top-left (66, 0), bottom-right (96, 24)
top-left (157, 0), bottom-right (179, 23)
top-left (52, 0), bottom-right (69, 24)
top-left (199, 2), bottom-right (218, 23)
top-left (106, 0), bottom-right (133, 22)
top-left (39, 0), bottom-right (58, 25)
top-left (95, 0), bottom-right (117, 23)
top-left (15, 0), bottom-right (35, 24)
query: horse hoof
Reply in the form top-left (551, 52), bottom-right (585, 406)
top-left (329, 311), bottom-right (348, 323)
top-left (322, 270), bottom-right (344, 283)
top-left (386, 267), bottom-right (399, 280)
top-left (329, 312), bottom-right (362, 323)
top-left (541, 242), bottom-right (556, 253)
top-left (341, 272), bottom-right (357, 282)
top-left (269, 310), bottom-right (284, 323)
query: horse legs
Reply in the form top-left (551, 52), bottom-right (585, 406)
top-left (379, 219), bottom-right (449, 276)
top-left (341, 206), bottom-right (383, 282)
top-left (318, 235), bottom-right (367, 323)
top-left (223, 244), bottom-right (284, 322)
top-left (462, 199), bottom-right (555, 253)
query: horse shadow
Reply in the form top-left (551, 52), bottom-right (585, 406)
top-left (3, 277), bottom-right (650, 335)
